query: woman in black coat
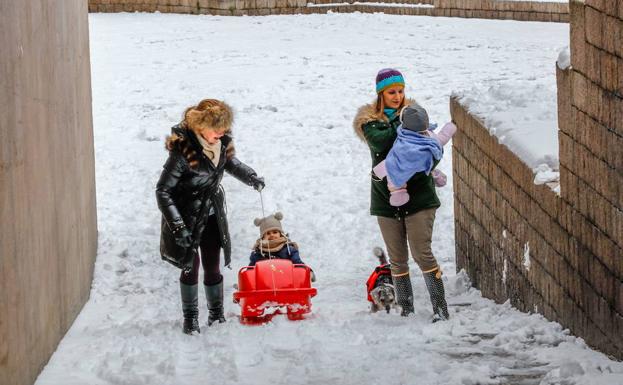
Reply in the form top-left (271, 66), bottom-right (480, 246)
top-left (156, 99), bottom-right (264, 334)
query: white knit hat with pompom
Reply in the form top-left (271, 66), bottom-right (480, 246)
top-left (254, 212), bottom-right (284, 237)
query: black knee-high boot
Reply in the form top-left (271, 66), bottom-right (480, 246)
top-left (180, 282), bottom-right (200, 334)
top-left (423, 269), bottom-right (449, 322)
top-left (204, 280), bottom-right (226, 326)
top-left (392, 274), bottom-right (414, 316)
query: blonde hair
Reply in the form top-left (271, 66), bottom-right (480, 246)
top-left (183, 99), bottom-right (233, 134)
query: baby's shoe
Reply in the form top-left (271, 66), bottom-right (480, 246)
top-left (389, 189), bottom-right (409, 206)
top-left (432, 169), bottom-right (447, 187)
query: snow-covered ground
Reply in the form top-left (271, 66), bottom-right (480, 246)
top-left (35, 12), bottom-right (623, 385)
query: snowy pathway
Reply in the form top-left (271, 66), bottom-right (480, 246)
top-left (36, 13), bottom-right (623, 385)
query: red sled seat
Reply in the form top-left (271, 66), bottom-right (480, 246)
top-left (233, 259), bottom-right (317, 323)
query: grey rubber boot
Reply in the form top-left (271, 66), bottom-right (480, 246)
top-left (423, 270), bottom-right (449, 322)
top-left (180, 282), bottom-right (200, 334)
top-left (204, 279), bottom-right (226, 326)
top-left (392, 274), bottom-right (414, 316)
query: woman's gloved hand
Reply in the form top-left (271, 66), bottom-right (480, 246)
top-left (250, 175), bottom-right (265, 192)
top-left (172, 224), bottom-right (193, 248)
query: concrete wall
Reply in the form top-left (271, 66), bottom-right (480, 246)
top-left (0, 1), bottom-right (98, 385)
top-left (451, 0), bottom-right (622, 359)
top-left (88, 0), bottom-right (569, 22)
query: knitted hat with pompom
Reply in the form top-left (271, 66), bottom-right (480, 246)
top-left (254, 212), bottom-right (284, 237)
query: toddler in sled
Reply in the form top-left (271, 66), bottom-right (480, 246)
top-left (249, 212), bottom-right (314, 281)
top-left (373, 103), bottom-right (457, 206)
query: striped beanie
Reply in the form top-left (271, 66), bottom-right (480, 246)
top-left (375, 68), bottom-right (405, 93)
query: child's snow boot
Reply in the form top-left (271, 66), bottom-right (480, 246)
top-left (431, 169), bottom-right (447, 187)
top-left (392, 274), bottom-right (414, 316)
top-left (373, 161), bottom-right (410, 206)
top-left (389, 188), bottom-right (410, 206)
top-left (387, 175), bottom-right (409, 207)
top-left (180, 282), bottom-right (200, 334)
top-left (205, 279), bottom-right (226, 326)
top-left (423, 268), bottom-right (449, 322)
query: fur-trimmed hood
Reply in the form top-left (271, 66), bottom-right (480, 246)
top-left (165, 124), bottom-right (235, 168)
top-left (352, 98), bottom-right (416, 142)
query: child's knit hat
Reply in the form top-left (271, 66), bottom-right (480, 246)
top-left (400, 103), bottom-right (429, 132)
top-left (254, 212), bottom-right (284, 237)
top-left (376, 68), bottom-right (405, 94)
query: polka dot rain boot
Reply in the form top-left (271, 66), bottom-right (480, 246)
top-left (423, 268), bottom-right (449, 322)
top-left (392, 274), bottom-right (415, 316)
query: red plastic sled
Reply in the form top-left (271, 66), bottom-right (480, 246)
top-left (233, 259), bottom-right (317, 323)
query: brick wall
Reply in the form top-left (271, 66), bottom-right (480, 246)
top-left (0, 2), bottom-right (98, 385)
top-left (430, 0), bottom-right (569, 22)
top-left (451, 0), bottom-right (622, 359)
top-left (308, 1), bottom-right (568, 22)
top-left (88, 0), bottom-right (569, 22)
top-left (88, 0), bottom-right (309, 16)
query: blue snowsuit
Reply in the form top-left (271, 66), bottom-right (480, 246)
top-left (248, 244), bottom-right (304, 266)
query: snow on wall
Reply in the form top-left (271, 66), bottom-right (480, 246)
top-left (455, 85), bottom-right (559, 171)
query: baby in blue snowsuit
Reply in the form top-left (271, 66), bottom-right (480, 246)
top-left (373, 103), bottom-right (457, 206)
top-left (248, 212), bottom-right (305, 267)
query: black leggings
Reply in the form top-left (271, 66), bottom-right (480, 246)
top-left (179, 215), bottom-right (222, 286)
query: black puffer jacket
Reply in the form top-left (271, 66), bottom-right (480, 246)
top-left (156, 124), bottom-right (259, 269)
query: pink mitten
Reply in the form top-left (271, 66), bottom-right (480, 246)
top-left (432, 169), bottom-right (447, 187)
top-left (389, 188), bottom-right (410, 206)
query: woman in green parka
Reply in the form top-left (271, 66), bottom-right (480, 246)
top-left (353, 68), bottom-right (449, 321)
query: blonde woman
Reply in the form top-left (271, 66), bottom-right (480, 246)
top-left (156, 99), bottom-right (264, 334)
top-left (353, 69), bottom-right (449, 321)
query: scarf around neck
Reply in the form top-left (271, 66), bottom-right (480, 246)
top-left (384, 108), bottom-right (397, 119)
top-left (253, 236), bottom-right (298, 254)
top-left (196, 135), bottom-right (221, 166)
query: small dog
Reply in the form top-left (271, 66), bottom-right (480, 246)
top-left (367, 247), bottom-right (398, 313)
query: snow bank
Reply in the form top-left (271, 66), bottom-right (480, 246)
top-left (456, 82), bottom-right (560, 171)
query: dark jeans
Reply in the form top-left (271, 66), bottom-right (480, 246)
top-left (179, 215), bottom-right (222, 286)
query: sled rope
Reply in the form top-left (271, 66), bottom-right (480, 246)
top-left (259, 190), bottom-right (266, 219)
top-left (259, 190), bottom-right (278, 297)
top-left (258, 190), bottom-right (273, 260)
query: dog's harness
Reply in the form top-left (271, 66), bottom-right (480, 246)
top-left (365, 264), bottom-right (392, 302)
